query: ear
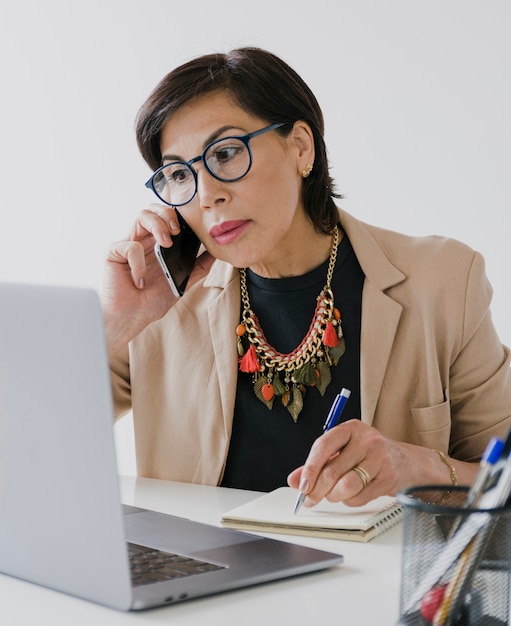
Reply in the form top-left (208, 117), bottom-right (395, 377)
top-left (290, 121), bottom-right (315, 175)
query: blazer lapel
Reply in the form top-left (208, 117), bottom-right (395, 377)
top-left (359, 283), bottom-right (403, 425)
top-left (205, 262), bottom-right (241, 436)
top-left (338, 209), bottom-right (405, 425)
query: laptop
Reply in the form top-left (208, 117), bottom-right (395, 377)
top-left (0, 282), bottom-right (343, 611)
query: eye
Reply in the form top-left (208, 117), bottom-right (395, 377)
top-left (207, 138), bottom-right (245, 168)
top-left (163, 163), bottom-right (193, 185)
top-left (212, 144), bottom-right (243, 164)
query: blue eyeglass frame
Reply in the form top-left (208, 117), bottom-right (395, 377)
top-left (145, 122), bottom-right (286, 207)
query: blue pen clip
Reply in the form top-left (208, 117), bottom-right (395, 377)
top-left (483, 436), bottom-right (504, 464)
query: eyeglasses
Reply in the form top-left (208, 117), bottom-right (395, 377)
top-left (145, 122), bottom-right (285, 207)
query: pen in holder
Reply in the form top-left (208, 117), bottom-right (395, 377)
top-left (396, 486), bottom-right (511, 626)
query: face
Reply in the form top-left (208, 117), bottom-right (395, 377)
top-left (158, 90), bottom-right (316, 276)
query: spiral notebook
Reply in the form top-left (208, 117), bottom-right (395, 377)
top-left (221, 487), bottom-right (402, 542)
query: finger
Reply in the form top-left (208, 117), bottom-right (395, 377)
top-left (107, 240), bottom-right (147, 289)
top-left (287, 465), bottom-right (303, 490)
top-left (323, 440), bottom-right (390, 506)
top-left (296, 422), bottom-right (354, 502)
top-left (331, 470), bottom-right (386, 507)
top-left (287, 449), bottom-right (340, 492)
top-left (325, 463), bottom-right (374, 503)
top-left (131, 205), bottom-right (181, 245)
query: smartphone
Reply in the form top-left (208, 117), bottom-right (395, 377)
top-left (154, 212), bottom-right (202, 297)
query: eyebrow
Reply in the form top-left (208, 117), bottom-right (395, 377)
top-left (161, 125), bottom-right (247, 164)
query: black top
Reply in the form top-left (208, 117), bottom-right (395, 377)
top-left (221, 234), bottom-right (365, 492)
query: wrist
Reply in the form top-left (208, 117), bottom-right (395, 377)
top-left (102, 307), bottom-right (147, 360)
top-left (431, 449), bottom-right (458, 486)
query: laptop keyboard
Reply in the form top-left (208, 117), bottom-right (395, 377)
top-left (128, 542), bottom-right (225, 587)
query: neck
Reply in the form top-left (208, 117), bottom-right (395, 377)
top-left (248, 225), bottom-right (340, 279)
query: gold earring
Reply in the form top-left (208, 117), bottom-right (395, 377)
top-left (302, 163), bottom-right (313, 178)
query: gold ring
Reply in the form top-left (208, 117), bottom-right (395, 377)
top-left (352, 465), bottom-right (371, 488)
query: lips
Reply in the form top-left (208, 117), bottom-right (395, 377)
top-left (209, 220), bottom-right (250, 245)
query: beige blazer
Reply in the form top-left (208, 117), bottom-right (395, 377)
top-left (111, 208), bottom-right (511, 484)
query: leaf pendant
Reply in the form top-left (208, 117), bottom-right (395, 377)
top-left (281, 389), bottom-right (291, 407)
top-left (261, 382), bottom-right (275, 402)
top-left (286, 386), bottom-right (304, 422)
top-left (315, 360), bottom-right (332, 396)
top-left (253, 376), bottom-right (274, 409)
top-left (293, 362), bottom-right (318, 386)
top-left (327, 336), bottom-right (346, 366)
top-left (272, 371), bottom-right (287, 396)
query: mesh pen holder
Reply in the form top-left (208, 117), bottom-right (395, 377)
top-left (396, 486), bottom-right (511, 626)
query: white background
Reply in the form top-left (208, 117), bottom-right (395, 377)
top-left (1, 1), bottom-right (509, 475)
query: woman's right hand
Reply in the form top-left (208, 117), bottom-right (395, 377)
top-left (101, 204), bottom-right (210, 358)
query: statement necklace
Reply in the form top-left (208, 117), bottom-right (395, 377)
top-left (236, 226), bottom-right (345, 422)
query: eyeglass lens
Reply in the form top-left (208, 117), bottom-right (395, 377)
top-left (152, 136), bottom-right (251, 206)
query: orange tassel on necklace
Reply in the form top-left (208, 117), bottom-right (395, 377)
top-left (239, 344), bottom-right (261, 373)
top-left (323, 319), bottom-right (340, 348)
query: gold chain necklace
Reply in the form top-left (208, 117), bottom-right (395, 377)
top-left (236, 226), bottom-right (345, 422)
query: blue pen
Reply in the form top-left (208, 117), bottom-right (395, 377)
top-left (293, 388), bottom-right (351, 515)
top-left (464, 436), bottom-right (504, 508)
top-left (480, 426), bottom-right (511, 494)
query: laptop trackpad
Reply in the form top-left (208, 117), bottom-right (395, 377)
top-left (124, 509), bottom-right (259, 555)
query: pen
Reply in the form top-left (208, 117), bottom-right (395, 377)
top-left (293, 388), bottom-right (351, 515)
top-left (463, 436), bottom-right (503, 508)
top-left (482, 425), bottom-right (511, 493)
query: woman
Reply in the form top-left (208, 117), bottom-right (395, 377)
top-left (103, 47), bottom-right (511, 508)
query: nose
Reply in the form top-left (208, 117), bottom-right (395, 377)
top-left (194, 162), bottom-right (228, 209)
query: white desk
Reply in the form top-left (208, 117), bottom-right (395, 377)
top-left (1, 476), bottom-right (403, 625)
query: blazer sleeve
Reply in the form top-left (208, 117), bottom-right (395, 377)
top-left (110, 344), bottom-right (132, 420)
top-left (448, 251), bottom-right (511, 460)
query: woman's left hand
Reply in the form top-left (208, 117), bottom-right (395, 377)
top-left (287, 419), bottom-right (465, 507)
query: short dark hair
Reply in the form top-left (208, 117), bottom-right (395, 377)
top-left (135, 47), bottom-right (341, 234)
